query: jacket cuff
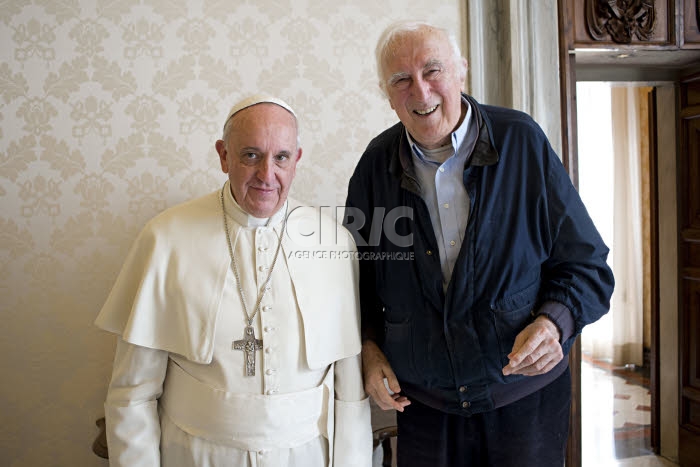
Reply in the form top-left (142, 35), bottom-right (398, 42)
top-left (535, 300), bottom-right (575, 343)
top-left (333, 397), bottom-right (372, 467)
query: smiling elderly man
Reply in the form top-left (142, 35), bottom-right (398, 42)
top-left (344, 21), bottom-right (614, 467)
top-left (97, 95), bottom-right (371, 467)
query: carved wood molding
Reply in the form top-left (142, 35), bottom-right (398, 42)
top-left (585, 0), bottom-right (657, 43)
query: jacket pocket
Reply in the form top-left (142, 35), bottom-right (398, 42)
top-left (490, 279), bottom-right (540, 370)
top-left (381, 317), bottom-right (419, 384)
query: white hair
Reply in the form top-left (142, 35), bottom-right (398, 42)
top-left (375, 20), bottom-right (466, 96)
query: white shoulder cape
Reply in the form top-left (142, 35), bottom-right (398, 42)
top-left (95, 190), bottom-right (361, 369)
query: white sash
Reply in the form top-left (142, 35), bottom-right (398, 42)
top-left (159, 360), bottom-right (333, 452)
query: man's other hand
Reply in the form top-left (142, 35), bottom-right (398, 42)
top-left (502, 315), bottom-right (563, 376)
top-left (362, 340), bottom-right (411, 412)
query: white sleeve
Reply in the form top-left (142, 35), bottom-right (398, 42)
top-left (333, 354), bottom-right (372, 467)
top-left (104, 339), bottom-right (168, 467)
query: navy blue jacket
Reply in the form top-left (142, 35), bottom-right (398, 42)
top-left (344, 95), bottom-right (614, 415)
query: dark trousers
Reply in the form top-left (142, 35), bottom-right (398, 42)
top-left (396, 368), bottom-right (571, 467)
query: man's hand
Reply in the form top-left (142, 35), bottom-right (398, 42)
top-left (502, 315), bottom-right (563, 376)
top-left (362, 340), bottom-right (411, 412)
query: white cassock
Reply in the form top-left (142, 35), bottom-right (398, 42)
top-left (96, 182), bottom-right (372, 467)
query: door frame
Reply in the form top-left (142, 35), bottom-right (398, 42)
top-left (557, 1), bottom-right (662, 464)
top-left (557, 2), bottom-right (582, 464)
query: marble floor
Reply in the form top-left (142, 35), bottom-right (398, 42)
top-left (614, 456), bottom-right (678, 467)
top-left (582, 355), bottom-right (677, 467)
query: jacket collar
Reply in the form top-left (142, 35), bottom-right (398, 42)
top-left (465, 93), bottom-right (500, 167)
top-left (388, 93), bottom-right (500, 195)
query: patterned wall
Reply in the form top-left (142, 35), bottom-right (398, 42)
top-left (0, 0), bottom-right (464, 465)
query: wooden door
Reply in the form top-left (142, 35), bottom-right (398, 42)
top-left (679, 72), bottom-right (700, 467)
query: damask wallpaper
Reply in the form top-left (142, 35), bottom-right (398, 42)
top-left (0, 0), bottom-right (464, 465)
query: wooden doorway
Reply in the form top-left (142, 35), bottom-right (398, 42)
top-left (558, 0), bottom-right (700, 462)
top-left (560, 76), bottom-right (663, 467)
top-left (555, 1), bottom-right (689, 465)
top-left (678, 72), bottom-right (700, 467)
top-left (576, 81), bottom-right (661, 463)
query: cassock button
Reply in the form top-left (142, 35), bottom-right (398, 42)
top-left (462, 401), bottom-right (471, 409)
top-left (265, 347), bottom-right (271, 354)
top-left (264, 326), bottom-right (273, 332)
top-left (459, 386), bottom-right (467, 393)
top-left (265, 369), bottom-right (274, 375)
top-left (450, 240), bottom-right (456, 246)
top-left (263, 306), bottom-right (272, 312)
top-left (426, 250), bottom-right (433, 256)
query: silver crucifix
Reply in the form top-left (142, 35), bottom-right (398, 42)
top-left (233, 325), bottom-right (263, 376)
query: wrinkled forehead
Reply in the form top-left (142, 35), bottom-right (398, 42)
top-left (382, 28), bottom-right (452, 70)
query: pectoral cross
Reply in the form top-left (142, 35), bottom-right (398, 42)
top-left (233, 325), bottom-right (263, 376)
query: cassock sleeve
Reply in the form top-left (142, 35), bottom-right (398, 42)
top-left (333, 354), bottom-right (372, 467)
top-left (104, 339), bottom-right (168, 466)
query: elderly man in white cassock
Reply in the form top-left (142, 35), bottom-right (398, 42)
top-left (95, 95), bottom-right (372, 467)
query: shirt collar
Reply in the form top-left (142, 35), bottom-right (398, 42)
top-left (222, 180), bottom-right (287, 228)
top-left (406, 95), bottom-right (472, 163)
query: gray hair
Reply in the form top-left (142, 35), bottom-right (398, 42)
top-left (375, 20), bottom-right (465, 96)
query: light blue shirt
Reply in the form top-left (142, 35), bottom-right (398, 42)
top-left (407, 96), bottom-right (478, 291)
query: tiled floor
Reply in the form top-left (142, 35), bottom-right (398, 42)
top-left (615, 456), bottom-right (678, 467)
top-left (582, 355), bottom-right (677, 466)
